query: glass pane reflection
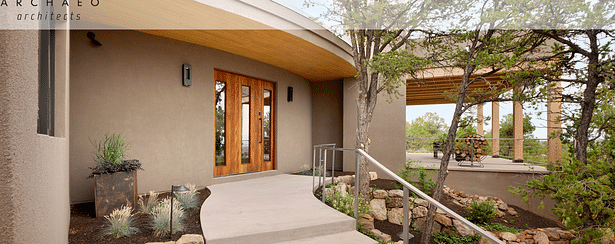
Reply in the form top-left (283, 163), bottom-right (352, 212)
top-left (242, 86), bottom-right (250, 164)
top-left (215, 81), bottom-right (226, 166)
top-left (264, 90), bottom-right (271, 162)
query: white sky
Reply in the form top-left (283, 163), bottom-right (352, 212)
top-left (274, 0), bottom-right (550, 139)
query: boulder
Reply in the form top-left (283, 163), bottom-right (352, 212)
top-left (370, 229), bottom-right (392, 242)
top-left (388, 190), bottom-right (403, 198)
top-left (557, 230), bottom-right (575, 240)
top-left (388, 208), bottom-right (404, 225)
top-left (412, 206), bottom-right (428, 218)
top-left (497, 201), bottom-right (508, 211)
top-left (176, 234), bottom-right (204, 244)
top-left (410, 197), bottom-right (428, 207)
top-left (452, 219), bottom-right (475, 237)
top-left (373, 189), bottom-right (388, 199)
top-left (500, 232), bottom-right (518, 242)
top-left (387, 197), bottom-right (403, 208)
top-left (335, 175), bottom-right (355, 185)
top-left (542, 228), bottom-right (561, 241)
top-left (358, 217), bottom-right (375, 231)
top-left (435, 214), bottom-right (452, 227)
top-left (534, 231), bottom-right (550, 244)
top-left (370, 199), bottom-right (387, 221)
top-left (334, 183), bottom-right (348, 197)
top-left (413, 217), bottom-right (441, 233)
top-left (507, 207), bottom-right (518, 216)
top-left (368, 172), bottom-right (378, 180)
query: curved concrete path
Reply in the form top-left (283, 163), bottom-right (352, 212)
top-left (200, 174), bottom-right (376, 244)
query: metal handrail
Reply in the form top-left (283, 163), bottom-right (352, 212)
top-left (312, 145), bottom-right (504, 244)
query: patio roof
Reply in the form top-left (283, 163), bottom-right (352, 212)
top-left (406, 67), bottom-right (509, 106)
top-left (75, 0), bottom-right (357, 81)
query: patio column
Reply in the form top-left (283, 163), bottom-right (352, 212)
top-left (491, 102), bottom-right (500, 157)
top-left (476, 103), bottom-right (484, 136)
top-left (547, 81), bottom-right (562, 166)
top-left (513, 100), bottom-right (524, 162)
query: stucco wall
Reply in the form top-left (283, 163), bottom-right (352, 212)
top-left (342, 78), bottom-right (407, 177)
top-left (0, 30), bottom-right (70, 244)
top-left (70, 30), bottom-right (312, 203)
top-left (311, 80), bottom-right (343, 170)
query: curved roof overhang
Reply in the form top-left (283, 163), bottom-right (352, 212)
top-left (74, 0), bottom-right (357, 81)
top-left (406, 67), bottom-right (511, 106)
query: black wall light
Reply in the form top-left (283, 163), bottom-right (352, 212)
top-left (287, 86), bottom-right (293, 102)
top-left (182, 64), bottom-right (192, 86)
top-left (86, 32), bottom-right (102, 47)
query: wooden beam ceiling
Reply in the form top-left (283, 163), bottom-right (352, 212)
top-left (406, 73), bottom-right (511, 106)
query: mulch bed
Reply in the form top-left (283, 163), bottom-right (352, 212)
top-left (316, 171), bottom-right (564, 243)
top-left (69, 188), bottom-right (210, 244)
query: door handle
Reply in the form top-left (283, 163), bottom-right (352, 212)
top-left (259, 118), bottom-right (263, 143)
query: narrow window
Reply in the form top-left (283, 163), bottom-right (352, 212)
top-left (38, 30), bottom-right (55, 136)
top-left (215, 81), bottom-right (226, 166)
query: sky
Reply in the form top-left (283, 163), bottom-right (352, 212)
top-left (273, 0), bottom-right (550, 139)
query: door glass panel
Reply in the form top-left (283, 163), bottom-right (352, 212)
top-left (215, 81), bottom-right (226, 166)
top-left (241, 86), bottom-right (250, 164)
top-left (263, 90), bottom-right (272, 162)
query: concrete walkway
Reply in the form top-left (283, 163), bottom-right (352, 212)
top-left (200, 174), bottom-right (376, 244)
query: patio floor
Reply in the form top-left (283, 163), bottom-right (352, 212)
top-left (200, 174), bottom-right (376, 244)
top-left (406, 153), bottom-right (549, 173)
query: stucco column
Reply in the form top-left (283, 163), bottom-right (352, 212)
top-left (476, 103), bottom-right (484, 136)
top-left (547, 81), bottom-right (562, 166)
top-left (513, 100), bottom-right (524, 162)
top-left (491, 102), bottom-right (500, 157)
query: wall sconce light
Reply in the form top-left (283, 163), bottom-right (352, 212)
top-left (287, 86), bottom-right (293, 102)
top-left (170, 185), bottom-right (190, 238)
top-left (86, 32), bottom-right (102, 47)
top-left (182, 64), bottom-right (192, 87)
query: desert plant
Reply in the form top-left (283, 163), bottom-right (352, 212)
top-left (138, 191), bottom-right (159, 214)
top-left (87, 132), bottom-right (143, 178)
top-left (101, 205), bottom-right (139, 238)
top-left (467, 200), bottom-right (497, 224)
top-left (174, 183), bottom-right (200, 210)
top-left (325, 191), bottom-right (369, 218)
top-left (396, 160), bottom-right (436, 194)
top-left (150, 197), bottom-right (186, 236)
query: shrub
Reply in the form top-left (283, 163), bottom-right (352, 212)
top-left (480, 223), bottom-right (522, 233)
top-left (396, 160), bottom-right (436, 194)
top-left (174, 183), bottom-right (200, 210)
top-left (150, 197), bottom-right (186, 236)
top-left (87, 132), bottom-right (143, 178)
top-left (467, 200), bottom-right (497, 224)
top-left (325, 190), bottom-right (369, 218)
top-left (138, 191), bottom-right (159, 214)
top-left (101, 206), bottom-right (139, 238)
top-left (432, 232), bottom-right (481, 244)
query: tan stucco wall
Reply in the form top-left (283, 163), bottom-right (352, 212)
top-left (342, 78), bottom-right (407, 176)
top-left (311, 80), bottom-right (343, 170)
top-left (0, 30), bottom-right (70, 244)
top-left (70, 30), bottom-right (312, 203)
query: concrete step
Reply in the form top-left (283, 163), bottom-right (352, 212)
top-left (274, 231), bottom-right (378, 244)
top-left (201, 174), bottom-right (367, 244)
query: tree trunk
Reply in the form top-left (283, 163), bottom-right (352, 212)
top-left (420, 65), bottom-right (473, 244)
top-left (356, 73), bottom-right (377, 202)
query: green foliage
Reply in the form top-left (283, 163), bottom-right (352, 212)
top-left (479, 223), bottom-right (522, 233)
top-left (138, 191), bottom-right (159, 214)
top-left (432, 228), bottom-right (481, 244)
top-left (324, 190), bottom-right (369, 218)
top-left (149, 197), bottom-right (186, 237)
top-left (358, 223), bottom-right (394, 244)
top-left (88, 132), bottom-right (143, 179)
top-left (467, 200), bottom-right (497, 224)
top-left (396, 160), bottom-right (436, 194)
top-left (406, 112), bottom-right (448, 152)
top-left (174, 183), bottom-right (200, 210)
top-left (101, 206), bottom-right (139, 239)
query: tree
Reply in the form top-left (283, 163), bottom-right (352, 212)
top-left (406, 112), bottom-right (447, 151)
top-left (499, 113), bottom-right (535, 139)
top-left (304, 0), bottom-right (462, 202)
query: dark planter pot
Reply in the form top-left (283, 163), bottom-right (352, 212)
top-left (94, 170), bottom-right (138, 218)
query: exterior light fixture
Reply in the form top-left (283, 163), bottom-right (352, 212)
top-left (170, 185), bottom-right (190, 238)
top-left (86, 32), bottom-right (102, 46)
top-left (182, 64), bottom-right (192, 86)
top-left (287, 86), bottom-right (293, 102)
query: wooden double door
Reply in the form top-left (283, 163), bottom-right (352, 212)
top-left (214, 70), bottom-right (275, 177)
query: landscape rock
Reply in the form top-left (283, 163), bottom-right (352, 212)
top-left (533, 231), bottom-right (550, 244)
top-left (501, 232), bottom-right (518, 242)
top-left (176, 234), bottom-right (204, 244)
top-left (370, 229), bottom-right (392, 242)
top-left (146, 242), bottom-right (175, 244)
top-left (497, 210), bottom-right (506, 218)
top-left (369, 172), bottom-right (378, 180)
top-left (373, 189), bottom-right (388, 199)
top-left (335, 183), bottom-right (348, 197)
top-left (388, 208), bottom-right (404, 225)
top-left (386, 197), bottom-right (403, 208)
top-left (370, 199), bottom-right (388, 221)
top-left (557, 230), bottom-right (575, 240)
top-left (413, 217), bottom-right (441, 233)
top-left (435, 214), bottom-right (452, 227)
top-left (410, 197), bottom-right (428, 207)
top-left (323, 188), bottom-right (335, 197)
top-left (497, 202), bottom-right (509, 211)
top-left (335, 175), bottom-right (354, 185)
top-left (542, 228), bottom-right (560, 241)
top-left (388, 190), bottom-right (403, 198)
top-left (358, 217), bottom-right (375, 230)
top-left (412, 206), bottom-right (428, 218)
top-left (507, 207), bottom-right (518, 216)
top-left (452, 219), bottom-right (475, 237)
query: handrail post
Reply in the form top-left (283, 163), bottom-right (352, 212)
top-left (322, 149), bottom-right (328, 203)
top-left (312, 147), bottom-right (316, 193)
top-left (318, 148), bottom-right (323, 193)
top-left (354, 151), bottom-right (360, 229)
top-left (331, 148), bottom-right (336, 186)
top-left (403, 186), bottom-right (409, 244)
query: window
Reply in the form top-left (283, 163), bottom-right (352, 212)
top-left (37, 30), bottom-right (55, 136)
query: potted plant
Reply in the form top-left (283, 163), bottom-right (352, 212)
top-left (88, 132), bottom-right (143, 218)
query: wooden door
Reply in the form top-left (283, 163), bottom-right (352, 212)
top-left (214, 70), bottom-right (275, 177)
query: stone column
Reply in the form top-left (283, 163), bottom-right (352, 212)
top-left (491, 102), bottom-right (500, 157)
top-left (547, 81), bottom-right (562, 166)
top-left (477, 103), bottom-right (484, 136)
top-left (513, 101), bottom-right (524, 162)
